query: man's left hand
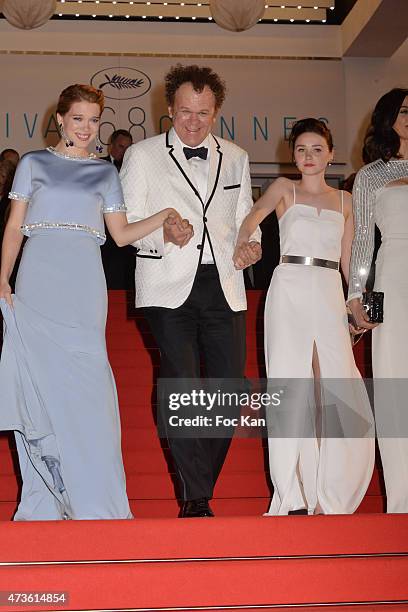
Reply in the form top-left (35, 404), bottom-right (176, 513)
top-left (233, 241), bottom-right (262, 270)
top-left (164, 214), bottom-right (194, 248)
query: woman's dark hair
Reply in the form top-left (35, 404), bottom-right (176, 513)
top-left (363, 88), bottom-right (408, 163)
top-left (0, 160), bottom-right (16, 199)
top-left (57, 84), bottom-right (104, 116)
top-left (165, 64), bottom-right (226, 110)
top-left (289, 118), bottom-right (334, 152)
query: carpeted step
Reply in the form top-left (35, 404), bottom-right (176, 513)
top-left (1, 444), bottom-right (266, 476)
top-left (3, 555), bottom-right (408, 612)
top-left (5, 514), bottom-right (405, 562)
top-left (0, 466), bottom-right (385, 504)
top-left (107, 346), bottom-right (265, 368)
top-left (0, 515), bottom-right (406, 611)
top-left (0, 289), bottom-right (382, 528)
top-left (120, 426), bottom-right (267, 450)
top-left (0, 494), bottom-right (387, 522)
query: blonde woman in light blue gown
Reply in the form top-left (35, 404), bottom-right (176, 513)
top-left (0, 84), bottom-right (191, 521)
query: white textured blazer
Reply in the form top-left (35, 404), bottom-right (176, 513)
top-left (120, 128), bottom-right (260, 311)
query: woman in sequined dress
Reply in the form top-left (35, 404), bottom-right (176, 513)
top-left (348, 88), bottom-right (408, 513)
top-left (0, 84), bottom-right (191, 520)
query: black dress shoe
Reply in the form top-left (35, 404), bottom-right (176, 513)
top-left (180, 498), bottom-right (215, 518)
top-left (288, 508), bottom-right (308, 515)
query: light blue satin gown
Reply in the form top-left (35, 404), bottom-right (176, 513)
top-left (0, 147), bottom-right (131, 520)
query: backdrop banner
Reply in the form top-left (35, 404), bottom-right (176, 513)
top-left (0, 54), bottom-right (346, 162)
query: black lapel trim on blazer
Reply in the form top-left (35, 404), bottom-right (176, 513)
top-left (197, 230), bottom-right (205, 266)
top-left (204, 226), bottom-right (216, 266)
top-left (165, 131), bottom-right (206, 272)
top-left (204, 134), bottom-right (222, 214)
top-left (165, 130), bottom-right (203, 205)
top-left (136, 253), bottom-right (163, 260)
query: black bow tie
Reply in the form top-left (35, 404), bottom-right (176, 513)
top-left (183, 146), bottom-right (208, 161)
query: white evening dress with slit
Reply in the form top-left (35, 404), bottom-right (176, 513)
top-left (264, 186), bottom-right (375, 515)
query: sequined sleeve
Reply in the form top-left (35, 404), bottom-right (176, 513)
top-left (347, 167), bottom-right (376, 301)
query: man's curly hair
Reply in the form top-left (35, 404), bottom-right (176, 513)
top-left (165, 64), bottom-right (226, 110)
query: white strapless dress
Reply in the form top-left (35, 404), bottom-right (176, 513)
top-left (264, 195), bottom-right (375, 515)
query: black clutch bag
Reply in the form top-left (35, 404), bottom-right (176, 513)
top-left (362, 291), bottom-right (384, 323)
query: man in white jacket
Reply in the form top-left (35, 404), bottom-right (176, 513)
top-left (121, 64), bottom-right (261, 517)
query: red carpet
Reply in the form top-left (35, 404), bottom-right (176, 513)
top-left (0, 291), bottom-right (402, 612)
top-left (0, 290), bottom-right (385, 520)
top-left (0, 515), bottom-right (408, 611)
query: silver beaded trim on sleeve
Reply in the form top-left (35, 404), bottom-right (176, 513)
top-left (348, 159), bottom-right (408, 301)
top-left (348, 167), bottom-right (375, 300)
top-left (9, 191), bottom-right (30, 202)
top-left (21, 222), bottom-right (106, 242)
top-left (102, 203), bottom-right (127, 213)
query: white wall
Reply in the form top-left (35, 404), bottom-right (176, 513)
top-left (0, 19), bottom-right (342, 58)
top-left (0, 19), bottom-right (406, 175)
top-left (0, 53), bottom-right (346, 166)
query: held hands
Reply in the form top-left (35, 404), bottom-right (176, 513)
top-left (0, 281), bottom-right (13, 308)
top-left (348, 297), bottom-right (379, 331)
top-left (163, 209), bottom-right (194, 248)
top-left (233, 241), bottom-right (262, 270)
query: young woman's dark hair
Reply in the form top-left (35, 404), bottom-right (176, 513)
top-left (165, 64), bottom-right (226, 110)
top-left (362, 88), bottom-right (408, 163)
top-left (0, 160), bottom-right (15, 200)
top-left (289, 118), bottom-right (334, 152)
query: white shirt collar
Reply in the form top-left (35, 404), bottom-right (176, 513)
top-left (174, 132), bottom-right (211, 153)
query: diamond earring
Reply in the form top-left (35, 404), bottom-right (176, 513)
top-left (59, 123), bottom-right (73, 148)
top-left (95, 134), bottom-right (103, 154)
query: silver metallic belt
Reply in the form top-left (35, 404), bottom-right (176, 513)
top-left (280, 255), bottom-right (339, 270)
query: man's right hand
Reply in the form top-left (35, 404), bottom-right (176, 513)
top-left (164, 214), bottom-right (194, 248)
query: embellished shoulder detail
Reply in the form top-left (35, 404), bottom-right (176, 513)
top-left (358, 158), bottom-right (408, 183)
top-left (102, 203), bottom-right (127, 213)
top-left (9, 191), bottom-right (30, 203)
top-left (348, 158), bottom-right (408, 300)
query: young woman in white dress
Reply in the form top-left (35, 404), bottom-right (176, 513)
top-left (234, 118), bottom-right (375, 515)
top-left (348, 88), bottom-right (408, 513)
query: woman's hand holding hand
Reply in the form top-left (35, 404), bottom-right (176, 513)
top-left (348, 297), bottom-right (379, 331)
top-left (163, 208), bottom-right (194, 248)
top-left (0, 281), bottom-right (13, 307)
top-left (164, 208), bottom-right (183, 228)
top-left (233, 240), bottom-right (262, 270)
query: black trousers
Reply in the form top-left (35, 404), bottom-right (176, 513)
top-left (143, 264), bottom-right (246, 501)
top-left (101, 230), bottom-right (136, 289)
